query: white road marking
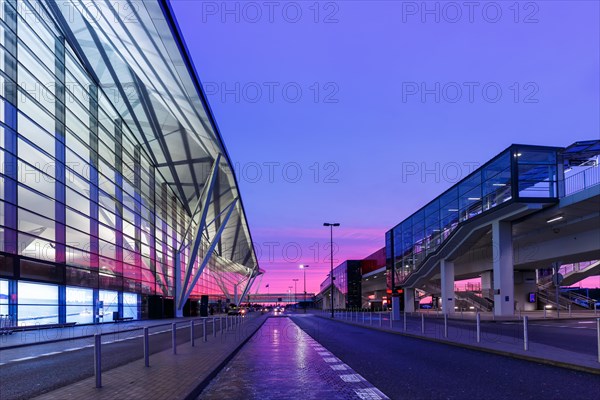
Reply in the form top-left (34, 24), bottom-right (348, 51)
top-left (355, 388), bottom-right (390, 399)
top-left (331, 364), bottom-right (348, 371)
top-left (323, 357), bottom-right (339, 363)
top-left (318, 351), bottom-right (331, 356)
top-left (340, 374), bottom-right (363, 383)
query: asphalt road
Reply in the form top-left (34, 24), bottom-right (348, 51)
top-left (291, 314), bottom-right (600, 400)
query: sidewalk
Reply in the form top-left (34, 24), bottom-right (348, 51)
top-left (30, 314), bottom-right (268, 400)
top-left (315, 311), bottom-right (600, 374)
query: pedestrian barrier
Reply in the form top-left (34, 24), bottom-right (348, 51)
top-left (321, 308), bottom-right (600, 365)
top-left (91, 313), bottom-right (248, 389)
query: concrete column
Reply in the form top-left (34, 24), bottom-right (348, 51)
top-left (404, 289), bottom-right (415, 312)
top-left (492, 220), bottom-right (514, 317)
top-left (392, 296), bottom-right (401, 320)
top-left (440, 259), bottom-right (455, 314)
top-left (481, 271), bottom-right (493, 300)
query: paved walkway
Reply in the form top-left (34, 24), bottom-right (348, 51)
top-left (29, 314), bottom-right (267, 400)
top-left (199, 317), bottom-right (389, 400)
top-left (315, 310), bottom-right (600, 373)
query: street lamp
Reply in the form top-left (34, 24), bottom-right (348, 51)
top-left (299, 264), bottom-right (309, 312)
top-left (292, 278), bottom-right (299, 307)
top-left (288, 286), bottom-right (293, 304)
top-left (323, 222), bottom-right (340, 318)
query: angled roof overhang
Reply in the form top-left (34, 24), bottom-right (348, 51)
top-left (45, 0), bottom-right (258, 274)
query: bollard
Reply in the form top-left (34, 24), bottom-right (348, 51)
top-left (569, 304), bottom-right (572, 317)
top-left (213, 318), bottom-right (217, 338)
top-left (421, 314), bottom-right (425, 334)
top-left (172, 323), bottom-right (177, 354)
top-left (379, 313), bottom-right (382, 327)
top-left (597, 318), bottom-right (600, 363)
top-left (390, 312), bottom-right (393, 328)
top-left (370, 311), bottom-right (373, 326)
top-left (221, 317), bottom-right (224, 335)
top-left (403, 311), bottom-right (407, 332)
top-left (544, 307), bottom-right (547, 318)
top-left (362, 312), bottom-right (365, 324)
top-left (444, 313), bottom-right (448, 338)
top-left (203, 319), bottom-right (208, 342)
top-left (94, 334), bottom-right (102, 388)
top-left (143, 327), bottom-right (149, 367)
top-left (523, 316), bottom-right (529, 351)
top-left (476, 313), bottom-right (481, 343)
top-left (190, 320), bottom-right (195, 347)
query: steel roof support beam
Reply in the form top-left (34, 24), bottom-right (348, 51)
top-left (178, 197), bottom-right (239, 309)
top-left (176, 155), bottom-right (222, 310)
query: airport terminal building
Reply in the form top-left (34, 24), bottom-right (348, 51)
top-left (315, 141), bottom-right (599, 317)
top-left (0, 0), bottom-right (259, 325)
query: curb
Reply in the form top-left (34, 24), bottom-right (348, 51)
top-left (314, 314), bottom-right (600, 376)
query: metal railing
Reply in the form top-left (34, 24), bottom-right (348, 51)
top-left (92, 314), bottom-right (247, 388)
top-left (321, 308), bottom-right (600, 363)
top-left (564, 165), bottom-right (600, 195)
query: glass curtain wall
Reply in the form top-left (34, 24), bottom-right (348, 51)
top-left (0, 0), bottom-right (244, 315)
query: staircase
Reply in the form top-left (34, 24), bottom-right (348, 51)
top-left (421, 282), bottom-right (493, 312)
top-left (536, 263), bottom-right (599, 310)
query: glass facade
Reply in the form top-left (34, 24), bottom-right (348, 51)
top-left (319, 261), bottom-right (363, 309)
top-left (387, 145), bottom-right (561, 288)
top-left (0, 0), bottom-right (259, 324)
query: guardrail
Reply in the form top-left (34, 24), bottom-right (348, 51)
top-left (565, 165), bottom-right (600, 195)
top-left (320, 308), bottom-right (600, 364)
top-left (93, 314), bottom-right (246, 388)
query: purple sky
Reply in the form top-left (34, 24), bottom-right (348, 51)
top-left (170, 1), bottom-right (600, 294)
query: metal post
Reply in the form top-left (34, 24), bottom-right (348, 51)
top-left (597, 318), bottom-right (600, 363)
top-left (203, 319), bottom-right (208, 342)
top-left (94, 334), bottom-right (101, 388)
top-left (379, 313), bottom-right (382, 327)
top-left (421, 313), bottom-right (425, 334)
top-left (362, 312), bottom-right (365, 324)
top-left (523, 316), bottom-right (529, 351)
top-left (221, 317), bottom-right (224, 335)
top-left (544, 307), bottom-right (547, 318)
top-left (569, 304), bottom-right (572, 317)
top-left (444, 313), bottom-right (448, 338)
top-left (213, 318), bottom-right (217, 338)
top-left (390, 311), bottom-right (393, 328)
top-left (403, 311), bottom-right (407, 332)
top-left (190, 320), bottom-right (195, 347)
top-left (476, 312), bottom-right (481, 343)
top-left (172, 323), bottom-right (177, 354)
top-left (370, 311), bottom-right (373, 325)
top-left (143, 327), bottom-right (149, 367)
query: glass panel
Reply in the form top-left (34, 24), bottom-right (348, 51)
top-left (98, 289), bottom-right (118, 322)
top-left (66, 286), bottom-right (94, 324)
top-left (0, 279), bottom-right (8, 316)
top-left (17, 281), bottom-right (58, 326)
top-left (123, 292), bottom-right (138, 319)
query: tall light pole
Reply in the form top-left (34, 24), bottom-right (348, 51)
top-left (323, 223), bottom-right (340, 318)
top-left (292, 278), bottom-right (299, 307)
top-left (288, 286), bottom-right (293, 304)
top-left (299, 264), bottom-right (309, 312)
